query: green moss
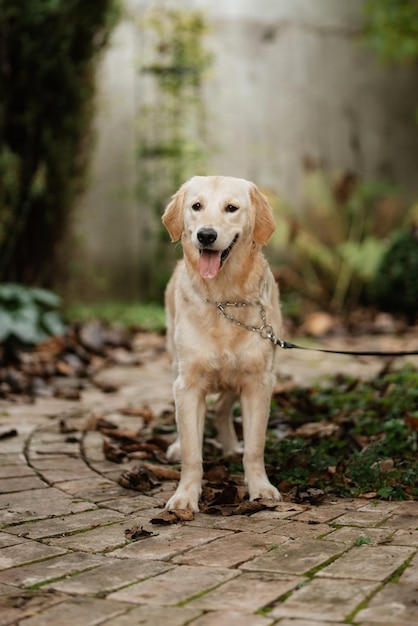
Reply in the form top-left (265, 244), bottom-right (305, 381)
top-left (388, 553), bottom-right (416, 583)
top-left (136, 7), bottom-right (213, 301)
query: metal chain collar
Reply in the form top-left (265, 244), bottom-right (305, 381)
top-left (214, 300), bottom-right (287, 346)
top-left (195, 281), bottom-right (288, 348)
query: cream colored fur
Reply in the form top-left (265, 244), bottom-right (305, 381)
top-left (162, 175), bottom-right (283, 511)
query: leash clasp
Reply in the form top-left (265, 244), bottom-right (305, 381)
top-left (259, 324), bottom-right (274, 340)
top-left (266, 334), bottom-right (293, 349)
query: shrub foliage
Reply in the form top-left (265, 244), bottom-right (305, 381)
top-left (271, 162), bottom-right (409, 313)
top-left (364, 0), bottom-right (418, 64)
top-left (0, 283), bottom-right (65, 345)
top-left (0, 0), bottom-right (119, 286)
top-left (371, 227), bottom-right (418, 322)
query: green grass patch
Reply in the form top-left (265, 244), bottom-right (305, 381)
top-left (264, 364), bottom-right (418, 500)
top-left (65, 301), bottom-right (166, 332)
top-left (353, 536), bottom-right (372, 546)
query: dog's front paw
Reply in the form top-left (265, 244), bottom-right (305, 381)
top-left (166, 439), bottom-right (181, 462)
top-left (248, 479), bottom-right (282, 503)
top-left (165, 484), bottom-right (201, 512)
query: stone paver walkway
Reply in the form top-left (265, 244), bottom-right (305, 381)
top-left (1, 341), bottom-right (418, 625)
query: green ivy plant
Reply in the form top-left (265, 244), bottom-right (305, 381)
top-left (0, 283), bottom-right (66, 345)
top-left (363, 0), bottom-right (418, 123)
top-left (136, 7), bottom-right (213, 301)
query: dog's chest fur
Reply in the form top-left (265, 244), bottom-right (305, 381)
top-left (173, 286), bottom-right (276, 392)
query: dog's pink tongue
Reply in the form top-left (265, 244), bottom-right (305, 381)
top-left (199, 250), bottom-right (221, 279)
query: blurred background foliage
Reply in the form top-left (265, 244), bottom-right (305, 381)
top-left (364, 0), bottom-right (418, 64)
top-left (364, 0), bottom-right (418, 124)
top-left (266, 0), bottom-right (418, 321)
top-left (372, 226), bottom-right (418, 322)
top-left (1, 1), bottom-right (418, 337)
top-left (0, 283), bottom-right (65, 346)
top-left (269, 161), bottom-right (418, 315)
top-left (0, 0), bottom-right (120, 287)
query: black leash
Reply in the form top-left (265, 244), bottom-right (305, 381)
top-left (270, 337), bottom-right (418, 358)
top-left (213, 297), bottom-right (418, 359)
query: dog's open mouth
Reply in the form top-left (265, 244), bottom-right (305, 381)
top-left (199, 235), bottom-right (238, 280)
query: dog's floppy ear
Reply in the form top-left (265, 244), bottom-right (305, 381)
top-left (250, 184), bottom-right (276, 245)
top-left (162, 183), bottom-right (188, 242)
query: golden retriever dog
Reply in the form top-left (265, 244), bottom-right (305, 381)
top-left (162, 175), bottom-right (283, 511)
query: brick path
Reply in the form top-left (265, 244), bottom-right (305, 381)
top-left (1, 343), bottom-right (418, 625)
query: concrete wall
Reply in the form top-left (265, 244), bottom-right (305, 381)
top-left (72, 0), bottom-right (418, 300)
top-left (203, 0), bottom-right (418, 204)
top-left (72, 14), bottom-right (140, 300)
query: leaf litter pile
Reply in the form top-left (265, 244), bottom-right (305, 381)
top-left (95, 361), bottom-right (418, 521)
top-left (0, 320), bottom-right (163, 402)
top-left (2, 318), bottom-right (418, 518)
top-left (266, 363), bottom-right (418, 501)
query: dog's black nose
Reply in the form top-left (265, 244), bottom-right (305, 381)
top-left (197, 228), bottom-right (217, 246)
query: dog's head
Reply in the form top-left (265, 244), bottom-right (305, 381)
top-left (162, 176), bottom-right (275, 280)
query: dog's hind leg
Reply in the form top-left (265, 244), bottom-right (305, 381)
top-left (214, 391), bottom-right (242, 456)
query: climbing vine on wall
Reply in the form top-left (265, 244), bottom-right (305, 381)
top-left (137, 6), bottom-right (213, 300)
top-left (364, 0), bottom-right (418, 124)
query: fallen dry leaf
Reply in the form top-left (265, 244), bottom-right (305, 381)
top-left (101, 428), bottom-right (142, 442)
top-left (124, 451), bottom-right (151, 461)
top-left (203, 464), bottom-right (229, 484)
top-left (207, 485), bottom-right (240, 506)
top-left (55, 360), bottom-right (74, 376)
top-left (274, 502), bottom-right (307, 513)
top-left (59, 417), bottom-right (83, 434)
top-left (103, 440), bottom-right (126, 464)
top-left (121, 405), bottom-right (154, 422)
top-left (201, 485), bottom-right (220, 503)
top-left (302, 311), bottom-right (338, 337)
top-left (294, 421), bottom-right (340, 439)
top-left (0, 428), bottom-right (18, 440)
top-left (371, 458), bottom-right (394, 473)
top-left (121, 442), bottom-right (160, 454)
top-left (202, 500), bottom-right (268, 517)
top-left (151, 509), bottom-right (194, 525)
top-left (290, 486), bottom-right (326, 504)
top-left (86, 415), bottom-right (118, 431)
top-left (118, 466), bottom-right (160, 491)
top-left (93, 380), bottom-right (119, 394)
top-left (146, 435), bottom-right (171, 452)
top-left (124, 524), bottom-right (156, 541)
top-left (142, 463), bottom-right (180, 481)
top-left (404, 415), bottom-right (418, 431)
top-left (54, 387), bottom-right (81, 401)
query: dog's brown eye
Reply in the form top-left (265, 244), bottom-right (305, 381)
top-left (192, 202), bottom-right (202, 211)
top-left (225, 204), bottom-right (239, 213)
